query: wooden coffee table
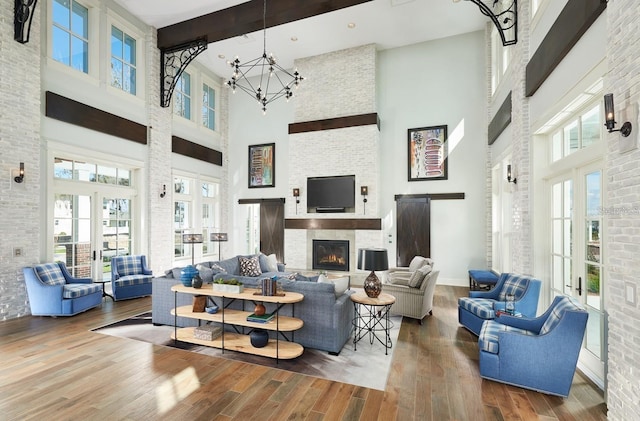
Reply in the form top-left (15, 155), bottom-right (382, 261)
top-left (350, 291), bottom-right (396, 355)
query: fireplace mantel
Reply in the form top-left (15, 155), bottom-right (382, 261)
top-left (285, 218), bottom-right (381, 230)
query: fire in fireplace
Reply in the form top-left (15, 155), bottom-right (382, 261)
top-left (312, 240), bottom-right (350, 272)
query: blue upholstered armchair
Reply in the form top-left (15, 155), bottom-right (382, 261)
top-left (458, 273), bottom-right (541, 335)
top-left (110, 255), bottom-right (153, 301)
top-left (23, 262), bottom-right (103, 316)
top-left (478, 295), bottom-right (588, 397)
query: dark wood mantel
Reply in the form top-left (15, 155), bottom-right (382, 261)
top-left (285, 218), bottom-right (381, 230)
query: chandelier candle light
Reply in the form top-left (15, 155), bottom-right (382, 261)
top-left (226, 0), bottom-right (304, 114)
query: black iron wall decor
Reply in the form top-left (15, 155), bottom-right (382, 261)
top-left (465, 0), bottom-right (517, 46)
top-left (14, 0), bottom-right (38, 44)
top-left (160, 39), bottom-right (208, 108)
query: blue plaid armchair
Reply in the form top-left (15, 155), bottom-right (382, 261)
top-left (110, 255), bottom-right (153, 301)
top-left (478, 295), bottom-right (588, 397)
top-left (458, 273), bottom-right (541, 335)
top-left (23, 262), bottom-right (102, 316)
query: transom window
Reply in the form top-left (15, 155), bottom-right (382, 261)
top-left (54, 157), bottom-right (131, 186)
top-left (174, 72), bottom-right (192, 120)
top-left (202, 83), bottom-right (216, 131)
top-left (551, 103), bottom-right (601, 162)
top-left (110, 26), bottom-right (137, 95)
top-left (52, 0), bottom-right (89, 73)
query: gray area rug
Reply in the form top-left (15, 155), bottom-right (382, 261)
top-left (93, 310), bottom-right (401, 391)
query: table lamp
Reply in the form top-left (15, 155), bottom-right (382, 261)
top-left (357, 248), bottom-right (389, 298)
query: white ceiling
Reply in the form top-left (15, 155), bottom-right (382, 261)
top-left (113, 0), bottom-right (489, 79)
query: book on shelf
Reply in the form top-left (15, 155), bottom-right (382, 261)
top-left (247, 312), bottom-right (275, 323)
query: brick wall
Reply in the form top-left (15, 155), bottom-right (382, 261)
top-left (145, 27), bottom-right (174, 275)
top-left (503, 1), bottom-right (532, 275)
top-left (604, 1), bottom-right (640, 419)
top-left (286, 44), bottom-right (383, 270)
top-left (0, 0), bottom-right (41, 320)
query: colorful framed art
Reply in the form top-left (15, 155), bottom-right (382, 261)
top-left (248, 143), bottom-right (275, 188)
top-left (408, 125), bottom-right (448, 181)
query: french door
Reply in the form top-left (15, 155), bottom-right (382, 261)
top-left (550, 162), bottom-right (605, 386)
top-left (53, 191), bottom-right (133, 281)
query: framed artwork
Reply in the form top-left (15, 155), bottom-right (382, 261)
top-left (408, 125), bottom-right (448, 181)
top-left (248, 143), bottom-right (275, 188)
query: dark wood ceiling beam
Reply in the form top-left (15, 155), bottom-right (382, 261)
top-left (157, 0), bottom-right (374, 49)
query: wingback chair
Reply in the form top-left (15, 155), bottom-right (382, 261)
top-left (23, 262), bottom-right (103, 316)
top-left (478, 295), bottom-right (588, 397)
top-left (458, 273), bottom-right (542, 335)
top-left (110, 255), bottom-right (153, 301)
top-left (384, 269), bottom-right (439, 324)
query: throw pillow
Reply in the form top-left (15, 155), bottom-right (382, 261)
top-left (210, 263), bottom-right (227, 274)
top-left (318, 274), bottom-right (350, 297)
top-left (389, 275), bottom-right (410, 286)
top-left (258, 253), bottom-right (279, 272)
top-left (196, 264), bottom-right (214, 283)
top-left (239, 255), bottom-right (262, 277)
top-left (408, 265), bottom-right (433, 288)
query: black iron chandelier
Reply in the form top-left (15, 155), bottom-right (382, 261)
top-left (226, 0), bottom-right (304, 114)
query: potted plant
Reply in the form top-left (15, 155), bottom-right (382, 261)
top-left (212, 278), bottom-right (244, 293)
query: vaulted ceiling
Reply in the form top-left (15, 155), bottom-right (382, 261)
top-left (113, 0), bottom-right (489, 79)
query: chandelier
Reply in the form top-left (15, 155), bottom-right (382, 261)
top-left (226, 0), bottom-right (304, 114)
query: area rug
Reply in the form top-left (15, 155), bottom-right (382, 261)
top-left (93, 311), bottom-right (401, 391)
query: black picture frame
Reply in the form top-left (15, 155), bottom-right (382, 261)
top-left (248, 143), bottom-right (275, 188)
top-left (408, 125), bottom-right (448, 181)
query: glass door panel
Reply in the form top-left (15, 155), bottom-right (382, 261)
top-left (101, 198), bottom-right (132, 281)
top-left (583, 170), bottom-right (603, 361)
top-left (53, 194), bottom-right (93, 278)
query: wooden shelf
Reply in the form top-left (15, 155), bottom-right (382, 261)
top-left (171, 328), bottom-right (304, 360)
top-left (171, 285), bottom-right (304, 304)
top-left (171, 306), bottom-right (304, 331)
top-left (284, 218), bottom-right (381, 230)
top-left (170, 285), bottom-right (304, 361)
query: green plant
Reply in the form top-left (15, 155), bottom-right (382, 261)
top-left (214, 278), bottom-right (242, 285)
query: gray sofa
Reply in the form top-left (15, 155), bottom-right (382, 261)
top-left (152, 254), bottom-right (354, 354)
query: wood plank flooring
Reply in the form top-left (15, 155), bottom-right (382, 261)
top-left (0, 286), bottom-right (607, 420)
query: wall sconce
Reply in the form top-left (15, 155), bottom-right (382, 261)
top-left (14, 162), bottom-right (24, 183)
top-left (604, 93), bottom-right (633, 137)
top-left (361, 186), bottom-right (368, 213)
top-left (293, 188), bottom-right (300, 214)
top-left (506, 165), bottom-right (516, 184)
top-left (160, 184), bottom-right (166, 198)
top-left (14, 0), bottom-right (38, 44)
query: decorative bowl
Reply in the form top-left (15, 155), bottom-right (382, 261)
top-left (205, 305), bottom-right (219, 314)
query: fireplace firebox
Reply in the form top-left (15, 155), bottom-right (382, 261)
top-left (312, 240), bottom-right (349, 272)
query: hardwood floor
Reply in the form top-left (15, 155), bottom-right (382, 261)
top-left (0, 286), bottom-right (607, 420)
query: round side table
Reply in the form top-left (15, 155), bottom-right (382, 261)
top-left (350, 291), bottom-right (396, 355)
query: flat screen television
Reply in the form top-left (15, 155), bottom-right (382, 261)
top-left (307, 175), bottom-right (355, 211)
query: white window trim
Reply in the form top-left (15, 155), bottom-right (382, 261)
top-left (106, 11), bottom-right (146, 101)
top-left (201, 76), bottom-right (221, 133)
top-left (46, 0), bottom-right (100, 82)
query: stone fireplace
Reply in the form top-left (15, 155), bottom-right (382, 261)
top-left (312, 239), bottom-right (349, 272)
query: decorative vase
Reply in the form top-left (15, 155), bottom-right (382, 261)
top-left (192, 275), bottom-right (203, 289)
top-left (363, 271), bottom-right (382, 298)
top-left (250, 329), bottom-right (269, 348)
top-left (254, 302), bottom-right (266, 316)
top-left (180, 265), bottom-right (198, 287)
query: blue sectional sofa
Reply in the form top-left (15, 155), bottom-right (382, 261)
top-left (152, 254), bottom-right (354, 354)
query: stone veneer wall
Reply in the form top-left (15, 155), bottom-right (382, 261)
top-left (507, 0), bottom-right (532, 276)
top-left (285, 44), bottom-right (383, 271)
top-left (145, 27), bottom-right (174, 274)
top-left (0, 0), bottom-right (41, 320)
top-left (604, 1), bottom-right (640, 419)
